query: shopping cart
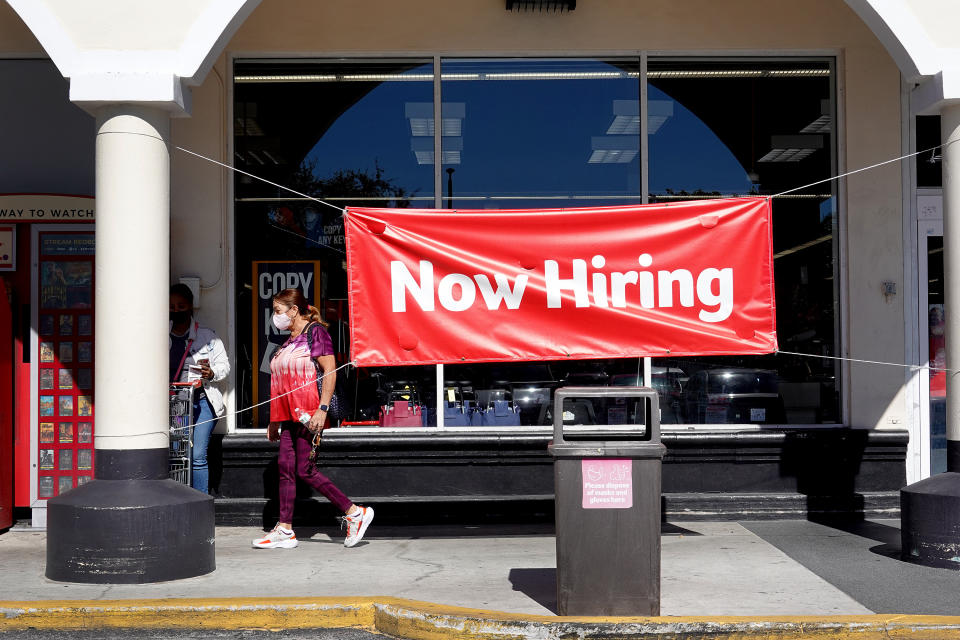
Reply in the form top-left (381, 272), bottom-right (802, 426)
top-left (169, 380), bottom-right (200, 485)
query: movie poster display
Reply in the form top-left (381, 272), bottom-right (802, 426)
top-left (34, 229), bottom-right (96, 499)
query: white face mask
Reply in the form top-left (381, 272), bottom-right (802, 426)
top-left (272, 311), bottom-right (292, 331)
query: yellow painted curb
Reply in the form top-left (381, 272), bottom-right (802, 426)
top-left (2, 598), bottom-right (960, 639)
top-left (0, 597), bottom-right (375, 632)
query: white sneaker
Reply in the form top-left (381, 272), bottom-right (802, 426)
top-left (342, 506), bottom-right (374, 548)
top-left (252, 525), bottom-right (299, 549)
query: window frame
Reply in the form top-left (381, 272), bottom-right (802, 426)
top-left (224, 51), bottom-right (845, 435)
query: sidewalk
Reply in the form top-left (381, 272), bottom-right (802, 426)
top-left (1, 518), bottom-right (959, 637)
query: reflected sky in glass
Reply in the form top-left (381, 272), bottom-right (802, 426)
top-left (300, 63), bottom-right (436, 202)
top-left (647, 84), bottom-right (753, 195)
top-left (440, 59), bottom-right (641, 204)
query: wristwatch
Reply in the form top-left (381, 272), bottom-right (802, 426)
top-left (319, 404), bottom-right (329, 412)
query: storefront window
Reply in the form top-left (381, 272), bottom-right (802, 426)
top-left (435, 58), bottom-right (646, 426)
top-left (916, 115), bottom-right (942, 188)
top-left (233, 59), bottom-right (435, 427)
top-left (648, 59), bottom-right (839, 424)
top-left (439, 58), bottom-right (642, 210)
top-left (234, 57), bottom-right (840, 429)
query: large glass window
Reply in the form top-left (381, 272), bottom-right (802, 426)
top-left (233, 60), bottom-right (435, 428)
top-left (233, 56), bottom-right (840, 430)
top-left (648, 59), bottom-right (839, 424)
top-left (916, 115), bottom-right (942, 188)
top-left (436, 58), bottom-right (645, 426)
top-left (439, 58), bottom-right (641, 210)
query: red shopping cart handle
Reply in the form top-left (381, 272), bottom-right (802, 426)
top-left (171, 381), bottom-right (203, 388)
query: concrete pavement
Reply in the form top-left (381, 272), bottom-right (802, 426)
top-left (0, 521), bottom-right (868, 615)
top-left (743, 519), bottom-right (960, 615)
top-left (1, 519), bottom-right (959, 638)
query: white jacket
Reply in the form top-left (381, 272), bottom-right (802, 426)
top-left (170, 319), bottom-right (231, 417)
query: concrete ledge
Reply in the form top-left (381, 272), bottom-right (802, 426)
top-left (3, 598), bottom-right (960, 639)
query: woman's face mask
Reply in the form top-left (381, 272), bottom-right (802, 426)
top-left (169, 294), bottom-right (192, 326)
top-left (272, 305), bottom-right (296, 331)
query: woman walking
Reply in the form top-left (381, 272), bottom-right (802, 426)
top-left (252, 288), bottom-right (373, 549)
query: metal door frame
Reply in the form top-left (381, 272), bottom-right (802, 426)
top-left (917, 217), bottom-right (943, 481)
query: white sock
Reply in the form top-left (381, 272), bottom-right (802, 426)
top-left (278, 526), bottom-right (293, 535)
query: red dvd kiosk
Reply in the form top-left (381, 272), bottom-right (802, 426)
top-left (2, 194), bottom-right (95, 528)
top-left (1, 276), bottom-right (13, 531)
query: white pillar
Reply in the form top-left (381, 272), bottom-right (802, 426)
top-left (48, 103), bottom-right (213, 585)
top-left (93, 105), bottom-right (170, 453)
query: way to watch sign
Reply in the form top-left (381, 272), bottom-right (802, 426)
top-left (344, 197), bottom-right (777, 367)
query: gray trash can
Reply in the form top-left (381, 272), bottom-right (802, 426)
top-left (548, 386), bottom-right (666, 616)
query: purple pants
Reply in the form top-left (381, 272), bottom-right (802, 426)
top-left (278, 422), bottom-right (352, 522)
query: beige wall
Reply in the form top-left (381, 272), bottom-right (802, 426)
top-left (0, 3), bottom-right (44, 54)
top-left (2, 0), bottom-right (909, 430)
top-left (171, 57), bottom-right (231, 339)
top-left (229, 0), bottom-right (888, 54)
top-left (842, 34), bottom-right (909, 431)
top-left (170, 57), bottom-right (233, 434)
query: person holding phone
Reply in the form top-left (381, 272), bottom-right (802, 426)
top-left (170, 283), bottom-right (230, 495)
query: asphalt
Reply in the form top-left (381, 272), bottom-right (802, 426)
top-left (743, 518), bottom-right (960, 615)
top-left (0, 518), bottom-right (958, 638)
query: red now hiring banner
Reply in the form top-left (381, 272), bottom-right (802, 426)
top-left (345, 197), bottom-right (776, 366)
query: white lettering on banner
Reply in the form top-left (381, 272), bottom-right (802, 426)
top-left (545, 259), bottom-right (590, 309)
top-left (475, 273), bottom-right (528, 310)
top-left (392, 260), bottom-right (434, 312)
top-left (391, 256), bottom-right (734, 322)
top-left (697, 268), bottom-right (734, 322)
top-left (437, 273), bottom-right (476, 311)
top-left (658, 269), bottom-right (695, 309)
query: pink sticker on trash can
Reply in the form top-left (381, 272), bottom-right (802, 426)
top-left (581, 459), bottom-right (633, 509)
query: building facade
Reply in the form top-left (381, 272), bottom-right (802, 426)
top-left (0, 0), bottom-right (953, 527)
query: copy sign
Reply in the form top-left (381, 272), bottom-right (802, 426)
top-left (582, 459), bottom-right (633, 509)
top-left (250, 260), bottom-right (322, 426)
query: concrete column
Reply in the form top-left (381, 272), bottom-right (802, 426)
top-left (93, 105), bottom-right (171, 457)
top-left (45, 105), bottom-right (214, 584)
top-left (943, 103), bottom-right (960, 472)
top-left (900, 103), bottom-right (960, 570)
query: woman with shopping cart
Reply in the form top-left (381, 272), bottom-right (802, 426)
top-left (169, 283), bottom-right (230, 495)
top-left (252, 287), bottom-right (373, 550)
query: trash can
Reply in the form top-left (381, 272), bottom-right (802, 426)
top-left (548, 386), bottom-right (666, 616)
